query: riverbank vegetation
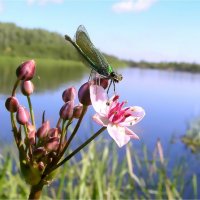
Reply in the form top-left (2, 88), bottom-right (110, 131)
top-left (1, 22), bottom-right (200, 73)
top-left (0, 22), bottom-right (126, 67)
top-left (128, 60), bottom-right (200, 73)
top-left (0, 138), bottom-right (198, 199)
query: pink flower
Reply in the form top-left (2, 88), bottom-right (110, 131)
top-left (90, 85), bottom-right (145, 147)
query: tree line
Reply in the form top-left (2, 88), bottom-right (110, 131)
top-left (0, 22), bottom-right (122, 63)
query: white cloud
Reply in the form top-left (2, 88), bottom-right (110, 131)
top-left (27, 0), bottom-right (63, 6)
top-left (112, 0), bottom-right (157, 13)
top-left (0, 0), bottom-right (4, 13)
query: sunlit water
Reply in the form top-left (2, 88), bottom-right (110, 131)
top-left (0, 67), bottom-right (200, 197)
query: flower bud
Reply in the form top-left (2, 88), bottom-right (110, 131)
top-left (37, 120), bottom-right (50, 138)
top-left (62, 87), bottom-right (76, 102)
top-left (78, 82), bottom-right (91, 106)
top-left (45, 137), bottom-right (59, 152)
top-left (37, 121), bottom-right (50, 139)
top-left (26, 130), bottom-right (36, 145)
top-left (59, 101), bottom-right (74, 120)
top-left (91, 78), bottom-right (109, 89)
top-left (5, 96), bottom-right (19, 112)
top-left (16, 60), bottom-right (36, 80)
top-left (33, 147), bottom-right (46, 159)
top-left (73, 105), bottom-right (83, 119)
top-left (16, 106), bottom-right (30, 125)
top-left (27, 123), bottom-right (36, 132)
top-left (26, 123), bottom-right (36, 145)
top-left (21, 80), bottom-right (34, 96)
top-left (47, 128), bottom-right (60, 138)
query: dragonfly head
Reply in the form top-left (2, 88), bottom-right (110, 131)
top-left (110, 72), bottom-right (123, 83)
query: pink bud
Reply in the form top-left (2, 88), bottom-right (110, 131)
top-left (47, 128), bottom-right (60, 138)
top-left (91, 78), bottom-right (109, 89)
top-left (59, 101), bottom-right (74, 120)
top-left (36, 121), bottom-right (50, 139)
top-left (73, 105), bottom-right (83, 119)
top-left (33, 147), bottom-right (46, 159)
top-left (21, 80), bottom-right (34, 96)
top-left (62, 87), bottom-right (76, 102)
top-left (45, 137), bottom-right (59, 152)
top-left (27, 123), bottom-right (36, 132)
top-left (26, 123), bottom-right (36, 145)
top-left (16, 106), bottom-right (30, 125)
top-left (16, 60), bottom-right (36, 80)
top-left (78, 82), bottom-right (91, 106)
top-left (28, 130), bottom-right (36, 145)
top-left (5, 96), bottom-right (19, 112)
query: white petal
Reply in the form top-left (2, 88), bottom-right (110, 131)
top-left (125, 127), bottom-right (139, 139)
top-left (131, 106), bottom-right (146, 118)
top-left (92, 114), bottom-right (109, 126)
top-left (120, 106), bottom-right (145, 127)
top-left (90, 85), bottom-right (108, 116)
top-left (107, 124), bottom-right (130, 148)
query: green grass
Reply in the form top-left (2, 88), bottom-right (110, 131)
top-left (0, 138), bottom-right (198, 199)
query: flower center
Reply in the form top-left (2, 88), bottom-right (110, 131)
top-left (108, 100), bottom-right (130, 124)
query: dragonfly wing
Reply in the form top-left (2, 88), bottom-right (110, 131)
top-left (75, 25), bottom-right (111, 77)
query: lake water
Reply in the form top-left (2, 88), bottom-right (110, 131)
top-left (1, 67), bottom-right (200, 195)
top-left (1, 67), bottom-right (200, 148)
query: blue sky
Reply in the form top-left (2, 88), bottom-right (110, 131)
top-left (0, 0), bottom-right (200, 63)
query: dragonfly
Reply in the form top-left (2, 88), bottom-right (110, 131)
top-left (65, 25), bottom-right (122, 90)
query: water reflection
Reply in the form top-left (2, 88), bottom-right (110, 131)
top-left (0, 63), bottom-right (87, 94)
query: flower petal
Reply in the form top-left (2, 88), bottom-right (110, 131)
top-left (107, 124), bottom-right (130, 147)
top-left (119, 106), bottom-right (145, 126)
top-left (131, 106), bottom-right (146, 117)
top-left (125, 127), bottom-right (139, 139)
top-left (90, 85), bottom-right (108, 116)
top-left (92, 113), bottom-right (109, 126)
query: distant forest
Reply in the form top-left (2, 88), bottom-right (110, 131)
top-left (0, 22), bottom-right (199, 72)
top-left (0, 22), bottom-right (123, 63)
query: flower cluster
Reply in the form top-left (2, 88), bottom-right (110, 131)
top-left (5, 60), bottom-right (85, 185)
top-left (5, 59), bottom-right (145, 196)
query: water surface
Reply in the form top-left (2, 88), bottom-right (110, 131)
top-left (1, 67), bottom-right (200, 164)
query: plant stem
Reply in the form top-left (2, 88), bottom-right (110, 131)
top-left (11, 112), bottom-right (20, 147)
top-left (57, 105), bottom-right (87, 159)
top-left (28, 183), bottom-right (44, 200)
top-left (47, 126), bottom-right (106, 174)
top-left (41, 105), bottom-right (88, 178)
top-left (12, 79), bottom-right (20, 96)
top-left (27, 95), bottom-right (35, 127)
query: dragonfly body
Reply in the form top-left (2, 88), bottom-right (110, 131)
top-left (65, 25), bottom-right (122, 83)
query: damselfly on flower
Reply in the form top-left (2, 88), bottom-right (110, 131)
top-left (65, 25), bottom-right (123, 90)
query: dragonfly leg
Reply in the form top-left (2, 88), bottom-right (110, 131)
top-left (88, 69), bottom-right (94, 81)
top-left (107, 80), bottom-right (113, 95)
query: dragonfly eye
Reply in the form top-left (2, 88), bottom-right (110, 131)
top-left (110, 72), bottom-right (123, 82)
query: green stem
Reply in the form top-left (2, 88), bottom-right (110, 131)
top-left (45, 126), bottom-right (106, 176)
top-left (57, 119), bottom-right (66, 154)
top-left (23, 124), bottom-right (33, 162)
top-left (58, 105), bottom-right (87, 158)
top-left (42, 105), bottom-right (88, 178)
top-left (27, 95), bottom-right (35, 127)
top-left (11, 112), bottom-right (20, 147)
top-left (10, 113), bottom-right (27, 162)
top-left (28, 183), bottom-right (44, 200)
top-left (12, 79), bottom-right (20, 96)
